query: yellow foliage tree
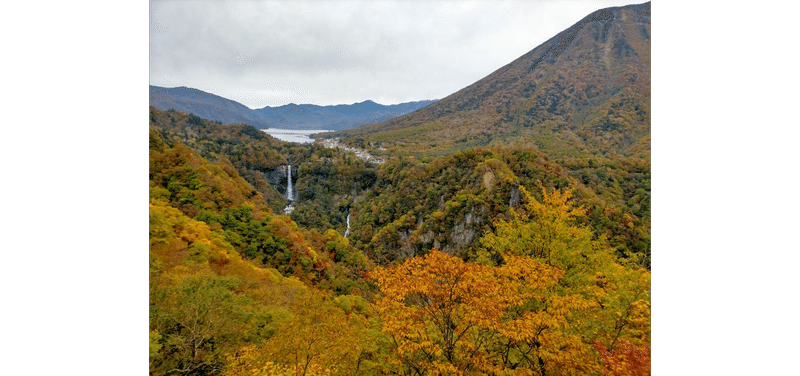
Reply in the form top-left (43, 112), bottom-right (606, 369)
top-left (224, 345), bottom-right (333, 376)
top-left (479, 186), bottom-right (650, 372)
top-left (478, 186), bottom-right (598, 275)
top-left (222, 289), bottom-right (368, 376)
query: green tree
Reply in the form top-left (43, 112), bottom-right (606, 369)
top-left (151, 273), bottom-right (252, 375)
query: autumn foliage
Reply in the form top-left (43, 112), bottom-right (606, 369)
top-left (594, 339), bottom-right (651, 376)
top-left (150, 108), bottom-right (649, 375)
top-left (366, 186), bottom-right (650, 375)
top-left (370, 249), bottom-right (599, 375)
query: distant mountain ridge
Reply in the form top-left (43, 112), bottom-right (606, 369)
top-left (150, 86), bottom-right (268, 128)
top-left (149, 85), bottom-right (436, 130)
top-left (333, 1), bottom-right (650, 159)
top-left (253, 99), bottom-right (438, 130)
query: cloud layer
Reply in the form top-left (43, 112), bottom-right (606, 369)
top-left (150, 0), bottom-right (635, 108)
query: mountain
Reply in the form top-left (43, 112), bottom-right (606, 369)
top-left (252, 99), bottom-right (437, 130)
top-left (149, 85), bottom-right (436, 130)
top-left (149, 85), bottom-right (269, 128)
top-left (333, 2), bottom-right (650, 159)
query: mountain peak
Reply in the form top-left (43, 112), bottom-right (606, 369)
top-left (334, 1), bottom-right (650, 159)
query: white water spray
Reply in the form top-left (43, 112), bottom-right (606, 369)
top-left (344, 213), bottom-right (351, 238)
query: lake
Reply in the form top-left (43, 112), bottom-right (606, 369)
top-left (262, 128), bottom-right (333, 144)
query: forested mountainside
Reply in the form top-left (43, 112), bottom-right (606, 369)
top-left (331, 2), bottom-right (650, 160)
top-left (151, 106), bottom-right (648, 266)
top-left (150, 85), bottom-right (436, 130)
top-left (150, 105), bottom-right (650, 375)
top-left (150, 128), bottom-right (378, 375)
top-left (349, 148), bottom-right (649, 267)
top-left (149, 107), bottom-right (380, 225)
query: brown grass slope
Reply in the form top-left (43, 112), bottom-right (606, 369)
top-left (333, 2), bottom-right (650, 159)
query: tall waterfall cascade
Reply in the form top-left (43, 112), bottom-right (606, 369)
top-left (344, 213), bottom-right (351, 238)
top-left (286, 164), bottom-right (294, 201)
top-left (282, 164), bottom-right (296, 215)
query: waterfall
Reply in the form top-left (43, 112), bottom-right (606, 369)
top-left (344, 212), bottom-right (351, 238)
top-left (286, 164), bottom-right (294, 201)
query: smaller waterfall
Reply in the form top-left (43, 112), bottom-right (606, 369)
top-left (343, 213), bottom-right (351, 238)
top-left (286, 164), bottom-right (294, 201)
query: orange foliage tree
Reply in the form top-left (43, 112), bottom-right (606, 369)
top-left (594, 339), bottom-right (651, 376)
top-left (369, 249), bottom-right (598, 375)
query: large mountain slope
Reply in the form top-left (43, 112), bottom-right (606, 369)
top-left (334, 2), bottom-right (650, 159)
top-left (149, 85), bottom-right (436, 130)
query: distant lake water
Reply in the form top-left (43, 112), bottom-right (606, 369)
top-left (262, 128), bottom-right (333, 144)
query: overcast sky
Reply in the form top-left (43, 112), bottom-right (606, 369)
top-left (150, 0), bottom-right (640, 108)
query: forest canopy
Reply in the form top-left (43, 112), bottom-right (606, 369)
top-left (149, 107), bottom-right (649, 375)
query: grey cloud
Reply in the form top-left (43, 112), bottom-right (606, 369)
top-left (150, 0), bottom-right (637, 108)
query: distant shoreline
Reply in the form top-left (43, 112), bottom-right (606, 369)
top-left (262, 128), bottom-right (333, 144)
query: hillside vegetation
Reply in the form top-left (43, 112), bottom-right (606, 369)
top-left (349, 148), bottom-right (649, 268)
top-left (151, 106), bottom-right (649, 267)
top-left (150, 106), bottom-right (650, 375)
